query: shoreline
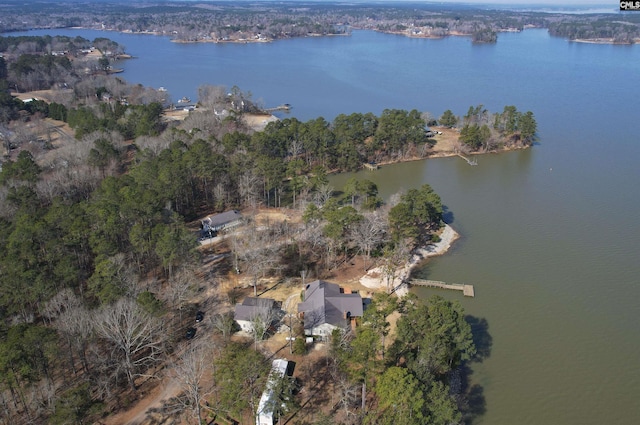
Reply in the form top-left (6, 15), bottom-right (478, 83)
top-left (372, 143), bottom-right (531, 168)
top-left (356, 144), bottom-right (531, 174)
top-left (8, 25), bottom-right (636, 47)
top-left (571, 37), bottom-right (640, 45)
top-left (359, 224), bottom-right (460, 297)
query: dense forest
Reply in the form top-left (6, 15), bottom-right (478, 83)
top-left (0, 34), bottom-right (498, 424)
top-left (1, 1), bottom-right (639, 44)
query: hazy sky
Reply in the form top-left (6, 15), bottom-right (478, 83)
top-left (190, 0), bottom-right (613, 4)
top-left (411, 1), bottom-right (610, 4)
top-left (182, 1), bottom-right (618, 9)
top-left (180, 0), bottom-right (615, 5)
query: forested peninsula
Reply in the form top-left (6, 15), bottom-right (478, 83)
top-left (0, 33), bottom-right (501, 425)
top-left (1, 0), bottom-right (640, 45)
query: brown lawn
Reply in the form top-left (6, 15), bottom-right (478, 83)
top-left (429, 126), bottom-right (462, 156)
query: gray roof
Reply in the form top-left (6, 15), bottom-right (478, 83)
top-left (204, 210), bottom-right (242, 230)
top-left (234, 297), bottom-right (276, 321)
top-left (298, 280), bottom-right (363, 330)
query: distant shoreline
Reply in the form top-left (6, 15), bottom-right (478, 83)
top-left (571, 38), bottom-right (639, 45)
top-left (170, 32), bottom-right (350, 44)
top-left (6, 26), bottom-right (636, 47)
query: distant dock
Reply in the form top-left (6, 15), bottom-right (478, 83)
top-left (457, 154), bottom-right (478, 166)
top-left (409, 279), bottom-right (475, 297)
top-left (265, 103), bottom-right (291, 112)
top-left (363, 162), bottom-right (379, 171)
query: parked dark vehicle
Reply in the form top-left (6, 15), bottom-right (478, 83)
top-left (195, 311), bottom-right (204, 323)
top-left (186, 327), bottom-right (196, 340)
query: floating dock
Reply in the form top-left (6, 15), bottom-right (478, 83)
top-left (410, 279), bottom-right (475, 297)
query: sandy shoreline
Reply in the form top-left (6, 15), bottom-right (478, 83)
top-left (359, 224), bottom-right (460, 297)
top-left (243, 113), bottom-right (279, 131)
top-left (571, 38), bottom-right (640, 45)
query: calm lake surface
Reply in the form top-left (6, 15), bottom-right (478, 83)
top-left (15, 28), bottom-right (640, 424)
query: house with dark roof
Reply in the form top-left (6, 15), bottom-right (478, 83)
top-left (297, 280), bottom-right (364, 339)
top-left (234, 297), bottom-right (279, 334)
top-left (200, 210), bottom-right (242, 239)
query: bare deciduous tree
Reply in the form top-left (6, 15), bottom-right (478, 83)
top-left (350, 211), bottom-right (388, 271)
top-left (165, 266), bottom-right (198, 315)
top-left (170, 340), bottom-right (215, 424)
top-left (94, 298), bottom-right (165, 391)
top-left (288, 138), bottom-right (304, 159)
top-left (41, 289), bottom-right (92, 375)
top-left (181, 110), bottom-right (223, 136)
top-left (238, 170), bottom-right (261, 208)
top-left (248, 302), bottom-right (280, 346)
top-left (9, 121), bottom-right (35, 151)
top-left (313, 183), bottom-right (334, 207)
top-left (197, 84), bottom-right (227, 110)
top-left (56, 304), bottom-right (94, 376)
top-left (421, 111), bottom-right (435, 124)
top-left (300, 219), bottom-right (326, 250)
top-left (40, 288), bottom-right (80, 323)
top-left (135, 134), bottom-right (171, 157)
top-left (236, 226), bottom-right (279, 296)
top-left (334, 376), bottom-right (360, 424)
top-left (211, 311), bottom-right (236, 342)
top-left (35, 133), bottom-right (105, 201)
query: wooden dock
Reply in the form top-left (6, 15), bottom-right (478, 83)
top-left (265, 104), bottom-right (291, 112)
top-left (363, 163), bottom-right (379, 171)
top-left (457, 154), bottom-right (478, 166)
top-left (410, 279), bottom-right (475, 297)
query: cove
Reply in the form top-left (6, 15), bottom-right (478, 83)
top-left (10, 27), bottom-right (640, 424)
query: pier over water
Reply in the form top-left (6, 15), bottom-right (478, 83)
top-left (410, 279), bottom-right (475, 297)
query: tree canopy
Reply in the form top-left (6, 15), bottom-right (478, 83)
top-left (388, 184), bottom-right (443, 241)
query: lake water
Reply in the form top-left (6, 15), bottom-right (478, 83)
top-left (12, 28), bottom-right (640, 424)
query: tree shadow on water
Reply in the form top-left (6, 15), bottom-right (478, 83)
top-left (467, 315), bottom-right (493, 362)
top-left (459, 315), bottom-right (493, 423)
top-left (460, 372), bottom-right (487, 423)
top-left (442, 205), bottom-right (455, 225)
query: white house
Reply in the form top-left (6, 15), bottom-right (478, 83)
top-left (234, 297), bottom-right (278, 334)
